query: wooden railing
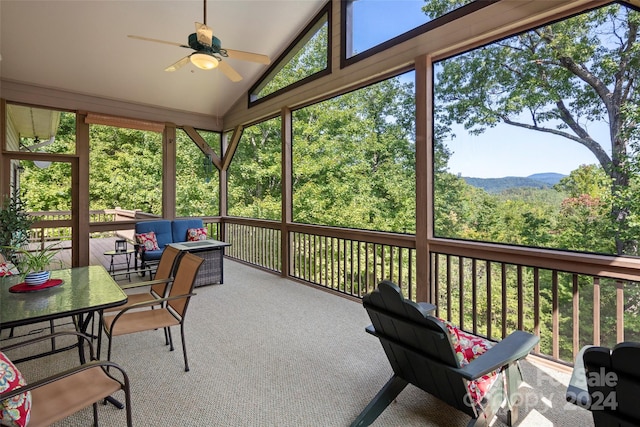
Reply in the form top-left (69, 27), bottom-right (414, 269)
top-left (429, 239), bottom-right (640, 364)
top-left (221, 217), bottom-right (640, 365)
top-left (221, 218), bottom-right (417, 300)
top-left (23, 211), bottom-right (640, 365)
top-left (223, 218), bottom-right (281, 273)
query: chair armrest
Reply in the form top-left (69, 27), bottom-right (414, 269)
top-left (457, 330), bottom-right (539, 381)
top-left (106, 293), bottom-right (197, 328)
top-left (566, 345), bottom-right (594, 408)
top-left (0, 359), bottom-right (129, 401)
top-left (119, 277), bottom-right (173, 290)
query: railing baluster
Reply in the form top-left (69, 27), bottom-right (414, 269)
top-left (446, 255), bottom-right (452, 321)
top-left (458, 256), bottom-right (464, 330)
top-left (534, 267), bottom-right (540, 353)
top-left (472, 258), bottom-right (477, 335)
top-left (573, 274), bottom-right (579, 359)
top-left (552, 270), bottom-right (559, 360)
top-left (501, 263), bottom-right (507, 339)
top-left (593, 277), bottom-right (600, 346)
top-left (616, 280), bottom-right (624, 343)
top-left (517, 265), bottom-right (523, 331)
top-left (486, 260), bottom-right (492, 340)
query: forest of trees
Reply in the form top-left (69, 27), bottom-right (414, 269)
top-left (11, 2), bottom-right (640, 360)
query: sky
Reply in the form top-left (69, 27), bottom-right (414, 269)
top-left (351, 0), bottom-right (607, 178)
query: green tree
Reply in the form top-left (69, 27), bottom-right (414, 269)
top-left (428, 2), bottom-right (640, 255)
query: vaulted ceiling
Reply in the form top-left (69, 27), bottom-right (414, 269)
top-left (0, 1), bottom-right (326, 122)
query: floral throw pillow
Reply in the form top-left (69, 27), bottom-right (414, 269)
top-left (186, 227), bottom-right (207, 242)
top-left (135, 231), bottom-right (160, 251)
top-left (0, 351), bottom-right (31, 427)
top-left (0, 263), bottom-right (15, 277)
top-left (439, 318), bottom-right (499, 407)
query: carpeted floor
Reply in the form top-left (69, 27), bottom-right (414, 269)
top-left (1, 260), bottom-right (593, 426)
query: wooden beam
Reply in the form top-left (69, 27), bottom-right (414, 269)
top-left (281, 107), bottom-right (292, 278)
top-left (415, 54), bottom-right (431, 303)
top-left (0, 99), bottom-right (7, 197)
top-left (163, 124), bottom-right (176, 219)
top-left (182, 126), bottom-right (222, 170)
top-left (221, 125), bottom-right (243, 171)
top-left (75, 112), bottom-right (89, 267)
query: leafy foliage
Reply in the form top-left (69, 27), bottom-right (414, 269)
top-left (0, 188), bottom-right (34, 260)
top-left (431, 3), bottom-right (640, 255)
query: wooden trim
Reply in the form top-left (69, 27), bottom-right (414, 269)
top-left (163, 124), bottom-right (176, 219)
top-left (341, 0), bottom-right (498, 68)
top-left (415, 54), bottom-right (430, 302)
top-left (281, 107), bottom-right (292, 277)
top-left (1, 98), bottom-right (7, 196)
top-left (182, 126), bottom-right (222, 170)
top-left (84, 112), bottom-right (164, 133)
top-left (219, 133), bottom-right (228, 221)
top-left (226, 0), bottom-right (608, 129)
top-left (74, 112), bottom-right (89, 267)
top-left (248, 2), bottom-right (332, 107)
top-left (429, 237), bottom-right (640, 281)
top-left (1, 80), bottom-right (220, 131)
top-left (221, 125), bottom-right (243, 171)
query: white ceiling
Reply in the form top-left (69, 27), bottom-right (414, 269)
top-left (0, 0), bottom-right (326, 119)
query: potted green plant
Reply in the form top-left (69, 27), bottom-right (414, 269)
top-left (0, 187), bottom-right (34, 261)
top-left (5, 243), bottom-right (63, 285)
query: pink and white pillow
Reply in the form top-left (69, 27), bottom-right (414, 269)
top-left (0, 351), bottom-right (31, 427)
top-left (440, 319), bottom-right (499, 407)
top-left (187, 227), bottom-right (207, 242)
top-left (0, 263), bottom-right (16, 277)
top-left (135, 231), bottom-right (160, 251)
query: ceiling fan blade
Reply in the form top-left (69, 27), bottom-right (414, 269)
top-left (225, 49), bottom-right (271, 65)
top-left (195, 22), bottom-right (213, 46)
top-left (128, 35), bottom-right (189, 49)
top-left (218, 61), bottom-right (243, 82)
top-left (165, 56), bottom-right (190, 72)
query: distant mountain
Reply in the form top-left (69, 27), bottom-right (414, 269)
top-left (526, 173), bottom-right (566, 185)
top-left (463, 173), bottom-right (566, 193)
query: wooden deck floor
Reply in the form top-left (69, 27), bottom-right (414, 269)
top-left (52, 236), bottom-right (142, 283)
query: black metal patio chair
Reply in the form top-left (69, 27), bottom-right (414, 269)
top-left (566, 342), bottom-right (640, 426)
top-left (352, 280), bottom-right (539, 427)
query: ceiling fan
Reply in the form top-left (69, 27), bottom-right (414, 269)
top-left (128, 0), bottom-right (270, 82)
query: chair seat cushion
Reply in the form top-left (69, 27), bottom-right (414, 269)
top-left (140, 249), bottom-right (163, 261)
top-left (441, 319), bottom-right (500, 407)
top-left (0, 351), bottom-right (31, 427)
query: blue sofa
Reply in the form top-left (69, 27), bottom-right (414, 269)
top-left (134, 219), bottom-right (204, 274)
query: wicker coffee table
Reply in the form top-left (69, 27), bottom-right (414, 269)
top-left (168, 239), bottom-right (231, 287)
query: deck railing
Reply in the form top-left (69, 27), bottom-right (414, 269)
top-left (23, 211), bottom-right (640, 365)
top-left (428, 239), bottom-right (640, 364)
top-left (221, 218), bottom-right (640, 365)
top-left (221, 219), bottom-right (416, 300)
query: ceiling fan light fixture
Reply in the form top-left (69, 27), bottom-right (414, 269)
top-left (190, 53), bottom-right (218, 70)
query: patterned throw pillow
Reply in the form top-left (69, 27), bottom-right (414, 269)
top-left (187, 227), bottom-right (207, 242)
top-left (0, 263), bottom-right (15, 277)
top-left (135, 231), bottom-right (160, 251)
top-left (0, 351), bottom-right (31, 427)
top-left (439, 318), bottom-right (499, 407)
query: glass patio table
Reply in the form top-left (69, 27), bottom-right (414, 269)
top-left (1, 265), bottom-right (127, 362)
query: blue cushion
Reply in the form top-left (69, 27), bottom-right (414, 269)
top-left (135, 220), bottom-right (173, 249)
top-left (141, 249), bottom-right (163, 261)
top-left (171, 219), bottom-right (204, 243)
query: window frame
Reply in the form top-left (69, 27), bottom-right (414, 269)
top-left (248, 2), bottom-right (332, 108)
